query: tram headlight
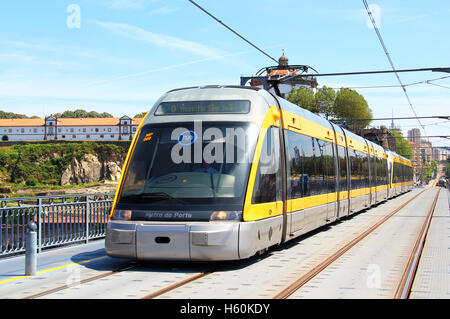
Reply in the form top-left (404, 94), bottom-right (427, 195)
top-left (209, 211), bottom-right (242, 221)
top-left (112, 209), bottom-right (132, 220)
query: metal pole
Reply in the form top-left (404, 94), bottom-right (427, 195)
top-left (38, 198), bottom-right (42, 253)
top-left (85, 196), bottom-right (89, 244)
top-left (25, 221), bottom-right (37, 276)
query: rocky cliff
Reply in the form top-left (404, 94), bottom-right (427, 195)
top-left (60, 152), bottom-right (125, 185)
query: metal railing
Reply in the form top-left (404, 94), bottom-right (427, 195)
top-left (0, 193), bottom-right (114, 257)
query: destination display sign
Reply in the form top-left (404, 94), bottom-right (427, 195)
top-left (155, 100), bottom-right (250, 115)
top-left (131, 210), bottom-right (213, 221)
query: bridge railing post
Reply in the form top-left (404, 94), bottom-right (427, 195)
top-left (85, 196), bottom-right (90, 244)
top-left (25, 221), bottom-right (37, 276)
top-left (37, 198), bottom-right (42, 253)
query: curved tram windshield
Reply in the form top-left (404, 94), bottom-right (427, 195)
top-left (117, 122), bottom-right (258, 220)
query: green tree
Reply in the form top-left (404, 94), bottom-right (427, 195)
top-left (314, 86), bottom-right (336, 119)
top-left (391, 130), bottom-right (412, 159)
top-left (0, 110), bottom-right (31, 119)
top-left (54, 109), bottom-right (113, 118)
top-left (333, 88), bottom-right (372, 129)
top-left (287, 86), bottom-right (315, 112)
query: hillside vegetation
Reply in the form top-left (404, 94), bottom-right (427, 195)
top-left (0, 142), bottom-right (127, 191)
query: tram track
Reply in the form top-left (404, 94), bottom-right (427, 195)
top-left (23, 263), bottom-right (138, 299)
top-left (141, 267), bottom-right (218, 299)
top-left (140, 190), bottom-right (433, 300)
top-left (394, 188), bottom-right (440, 299)
top-left (20, 189), bottom-right (439, 299)
top-left (273, 188), bottom-right (431, 299)
top-left (23, 259), bottom-right (224, 299)
top-left (142, 190), bottom-right (436, 299)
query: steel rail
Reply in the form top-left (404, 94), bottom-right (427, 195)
top-left (273, 189), bottom-right (426, 299)
top-left (141, 266), bottom-right (222, 299)
top-left (23, 263), bottom-right (137, 299)
top-left (394, 188), bottom-right (441, 299)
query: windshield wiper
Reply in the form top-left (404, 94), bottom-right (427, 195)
top-left (123, 192), bottom-right (188, 205)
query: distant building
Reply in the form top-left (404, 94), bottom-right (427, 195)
top-left (407, 128), bottom-right (421, 144)
top-left (358, 126), bottom-right (395, 150)
top-left (408, 141), bottom-right (422, 179)
top-left (0, 115), bottom-right (142, 142)
top-left (420, 140), bottom-right (432, 166)
top-left (433, 147), bottom-right (450, 161)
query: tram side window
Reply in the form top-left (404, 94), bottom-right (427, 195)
top-left (392, 163), bottom-right (396, 184)
top-left (349, 149), bottom-right (361, 190)
top-left (361, 151), bottom-right (370, 189)
top-left (375, 157), bottom-right (380, 186)
top-left (383, 158), bottom-right (388, 185)
top-left (312, 138), bottom-right (327, 196)
top-left (285, 131), bottom-right (336, 199)
top-left (371, 155), bottom-right (376, 187)
top-left (285, 131), bottom-right (303, 199)
top-left (376, 157), bottom-right (387, 186)
top-left (349, 150), bottom-right (357, 189)
top-left (301, 135), bottom-right (316, 196)
top-left (252, 127), bottom-right (282, 204)
top-left (393, 162), bottom-right (399, 184)
top-left (323, 141), bottom-right (336, 194)
top-left (400, 164), bottom-right (404, 183)
top-left (337, 145), bottom-right (348, 192)
top-left (285, 131), bottom-right (313, 199)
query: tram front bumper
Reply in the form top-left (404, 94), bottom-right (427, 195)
top-left (105, 221), bottom-right (240, 261)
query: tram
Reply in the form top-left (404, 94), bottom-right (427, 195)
top-left (105, 85), bottom-right (413, 261)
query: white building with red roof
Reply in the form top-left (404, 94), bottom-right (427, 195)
top-left (0, 115), bottom-right (142, 141)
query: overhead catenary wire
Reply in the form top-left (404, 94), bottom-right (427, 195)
top-left (187, 0), bottom-right (278, 64)
top-left (338, 115), bottom-right (450, 121)
top-left (362, 0), bottom-right (428, 140)
top-left (401, 120), bottom-right (450, 128)
top-left (327, 75), bottom-right (450, 90)
top-left (427, 82), bottom-right (450, 90)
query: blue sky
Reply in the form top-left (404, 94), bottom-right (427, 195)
top-left (0, 0), bottom-right (449, 146)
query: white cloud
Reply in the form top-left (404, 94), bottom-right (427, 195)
top-left (92, 20), bottom-right (225, 58)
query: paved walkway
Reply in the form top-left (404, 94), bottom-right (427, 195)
top-left (410, 187), bottom-right (450, 298)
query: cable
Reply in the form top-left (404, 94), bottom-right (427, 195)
top-left (427, 82), bottom-right (450, 90)
top-left (362, 0), bottom-right (428, 140)
top-left (187, 0), bottom-right (278, 64)
top-left (328, 80), bottom-right (424, 90)
top-left (328, 75), bottom-right (450, 90)
top-left (426, 75), bottom-right (450, 83)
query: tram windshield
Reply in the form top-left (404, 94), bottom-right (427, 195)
top-left (117, 121), bottom-right (258, 215)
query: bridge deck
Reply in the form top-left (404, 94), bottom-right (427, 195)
top-left (0, 187), bottom-right (448, 299)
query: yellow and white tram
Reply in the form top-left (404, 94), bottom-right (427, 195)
top-left (105, 85), bottom-right (413, 261)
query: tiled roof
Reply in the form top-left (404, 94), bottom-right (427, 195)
top-left (0, 118), bottom-right (44, 127)
top-left (0, 117), bottom-right (142, 127)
